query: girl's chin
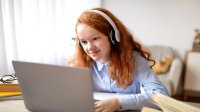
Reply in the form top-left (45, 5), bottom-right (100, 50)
top-left (92, 58), bottom-right (99, 61)
top-left (91, 57), bottom-right (100, 61)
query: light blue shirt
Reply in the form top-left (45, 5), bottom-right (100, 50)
top-left (91, 52), bottom-right (169, 110)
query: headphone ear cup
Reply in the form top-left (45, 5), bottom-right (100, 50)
top-left (110, 29), bottom-right (117, 44)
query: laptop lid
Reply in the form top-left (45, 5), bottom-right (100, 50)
top-left (12, 61), bottom-right (94, 112)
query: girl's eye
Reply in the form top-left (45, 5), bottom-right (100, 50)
top-left (80, 41), bottom-right (87, 45)
top-left (93, 37), bottom-right (99, 41)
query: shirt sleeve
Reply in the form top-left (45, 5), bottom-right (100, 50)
top-left (118, 53), bottom-right (169, 110)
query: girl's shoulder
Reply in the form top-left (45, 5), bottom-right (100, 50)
top-left (133, 51), bottom-right (149, 74)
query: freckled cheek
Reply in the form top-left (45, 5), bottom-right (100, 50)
top-left (94, 42), bottom-right (103, 48)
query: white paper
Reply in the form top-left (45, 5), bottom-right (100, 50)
top-left (93, 92), bottom-right (118, 101)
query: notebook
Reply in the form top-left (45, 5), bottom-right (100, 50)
top-left (12, 61), bottom-right (94, 112)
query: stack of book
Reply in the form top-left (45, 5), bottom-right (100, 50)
top-left (142, 92), bottom-right (200, 112)
top-left (0, 83), bottom-right (22, 100)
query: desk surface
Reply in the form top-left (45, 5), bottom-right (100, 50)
top-left (0, 93), bottom-right (140, 112)
top-left (0, 100), bottom-right (28, 112)
top-left (0, 100), bottom-right (139, 112)
top-left (1, 99), bottom-right (200, 112)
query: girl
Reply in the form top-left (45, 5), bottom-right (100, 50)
top-left (70, 8), bottom-right (169, 112)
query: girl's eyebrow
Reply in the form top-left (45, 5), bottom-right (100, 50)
top-left (79, 34), bottom-right (100, 41)
top-left (79, 38), bottom-right (84, 41)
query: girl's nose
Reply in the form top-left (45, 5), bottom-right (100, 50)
top-left (87, 42), bottom-right (94, 50)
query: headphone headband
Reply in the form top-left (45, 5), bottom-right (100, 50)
top-left (88, 10), bottom-right (120, 42)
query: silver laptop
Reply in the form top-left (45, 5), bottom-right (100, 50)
top-left (12, 61), bottom-right (94, 112)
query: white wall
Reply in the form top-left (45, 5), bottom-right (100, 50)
top-left (102, 0), bottom-right (200, 61)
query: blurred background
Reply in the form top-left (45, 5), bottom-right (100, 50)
top-left (1, 0), bottom-right (200, 102)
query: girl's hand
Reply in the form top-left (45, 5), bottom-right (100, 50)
top-left (95, 98), bottom-right (121, 112)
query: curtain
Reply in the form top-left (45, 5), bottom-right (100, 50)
top-left (0, 0), bottom-right (101, 76)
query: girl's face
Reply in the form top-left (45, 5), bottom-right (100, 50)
top-left (77, 24), bottom-right (111, 63)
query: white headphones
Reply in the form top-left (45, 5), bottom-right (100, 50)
top-left (88, 10), bottom-right (120, 44)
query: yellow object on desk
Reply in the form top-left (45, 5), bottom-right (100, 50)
top-left (0, 92), bottom-right (21, 97)
top-left (0, 84), bottom-right (21, 92)
top-left (0, 83), bottom-right (21, 98)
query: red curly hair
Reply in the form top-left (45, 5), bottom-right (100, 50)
top-left (71, 8), bottom-right (155, 88)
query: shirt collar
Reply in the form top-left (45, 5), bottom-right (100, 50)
top-left (96, 61), bottom-right (109, 71)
